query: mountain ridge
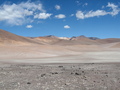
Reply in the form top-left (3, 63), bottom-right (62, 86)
top-left (1, 29), bottom-right (120, 46)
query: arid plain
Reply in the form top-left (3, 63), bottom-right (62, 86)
top-left (0, 29), bottom-right (120, 90)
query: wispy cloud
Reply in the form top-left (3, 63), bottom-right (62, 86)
top-left (55, 5), bottom-right (61, 10)
top-left (85, 10), bottom-right (108, 18)
top-left (64, 25), bottom-right (70, 29)
top-left (26, 25), bottom-right (33, 28)
top-left (55, 14), bottom-right (66, 19)
top-left (83, 3), bottom-right (88, 7)
top-left (107, 2), bottom-right (119, 16)
top-left (70, 14), bottom-right (74, 17)
top-left (0, 1), bottom-right (46, 25)
top-left (76, 3), bottom-right (120, 19)
top-left (76, 1), bottom-right (81, 6)
top-left (102, 6), bottom-right (105, 9)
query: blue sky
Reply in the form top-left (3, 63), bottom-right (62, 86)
top-left (0, 0), bottom-right (120, 38)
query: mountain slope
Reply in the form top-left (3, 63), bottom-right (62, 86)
top-left (0, 29), bottom-right (42, 45)
top-left (96, 38), bottom-right (120, 44)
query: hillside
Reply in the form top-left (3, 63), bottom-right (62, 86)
top-left (0, 29), bottom-right (42, 45)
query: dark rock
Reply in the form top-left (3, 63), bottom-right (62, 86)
top-left (82, 71), bottom-right (84, 73)
top-left (27, 82), bottom-right (31, 84)
top-left (58, 66), bottom-right (63, 68)
top-left (52, 72), bottom-right (58, 74)
top-left (75, 73), bottom-right (81, 75)
top-left (41, 74), bottom-right (46, 77)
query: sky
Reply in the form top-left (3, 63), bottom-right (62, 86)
top-left (0, 0), bottom-right (120, 38)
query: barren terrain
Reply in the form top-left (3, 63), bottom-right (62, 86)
top-left (0, 63), bottom-right (120, 90)
top-left (0, 44), bottom-right (120, 63)
top-left (0, 29), bottom-right (120, 90)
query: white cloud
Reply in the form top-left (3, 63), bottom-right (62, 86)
top-left (55, 5), bottom-right (61, 10)
top-left (55, 14), bottom-right (66, 19)
top-left (34, 13), bottom-right (52, 19)
top-left (0, 1), bottom-right (45, 25)
top-left (76, 3), bottom-right (120, 19)
top-left (76, 11), bottom-right (84, 19)
top-left (26, 25), bottom-right (33, 28)
top-left (107, 2), bottom-right (119, 16)
top-left (64, 25), bottom-right (70, 29)
top-left (76, 10), bottom-right (108, 19)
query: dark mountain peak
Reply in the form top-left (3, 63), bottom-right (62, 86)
top-left (69, 36), bottom-right (76, 40)
top-left (44, 35), bottom-right (58, 39)
top-left (89, 37), bottom-right (100, 40)
top-left (70, 35), bottom-right (87, 40)
top-left (45, 35), bottom-right (54, 37)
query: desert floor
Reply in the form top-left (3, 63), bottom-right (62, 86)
top-left (0, 63), bottom-right (120, 90)
top-left (0, 45), bottom-right (120, 90)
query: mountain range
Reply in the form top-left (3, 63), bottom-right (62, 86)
top-left (0, 29), bottom-right (120, 47)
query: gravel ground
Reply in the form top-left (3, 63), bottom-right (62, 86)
top-left (0, 63), bottom-right (120, 90)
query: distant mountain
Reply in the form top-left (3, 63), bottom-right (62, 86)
top-left (45, 35), bottom-right (59, 39)
top-left (70, 35), bottom-right (100, 40)
top-left (96, 38), bottom-right (120, 44)
top-left (77, 35), bottom-right (87, 38)
top-left (88, 37), bottom-right (100, 40)
top-left (70, 35), bottom-right (87, 40)
top-left (1, 29), bottom-right (120, 46)
top-left (58, 37), bottom-right (70, 40)
top-left (33, 36), bottom-right (60, 44)
top-left (54, 35), bottom-right (100, 45)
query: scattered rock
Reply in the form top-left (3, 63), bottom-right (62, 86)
top-left (75, 73), bottom-right (81, 75)
top-left (58, 66), bottom-right (63, 68)
top-left (52, 72), bottom-right (58, 74)
top-left (82, 71), bottom-right (84, 73)
top-left (27, 82), bottom-right (31, 84)
top-left (41, 74), bottom-right (46, 77)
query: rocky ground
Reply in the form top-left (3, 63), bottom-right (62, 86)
top-left (0, 63), bottom-right (120, 90)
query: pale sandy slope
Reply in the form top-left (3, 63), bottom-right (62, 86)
top-left (0, 44), bottom-right (120, 63)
